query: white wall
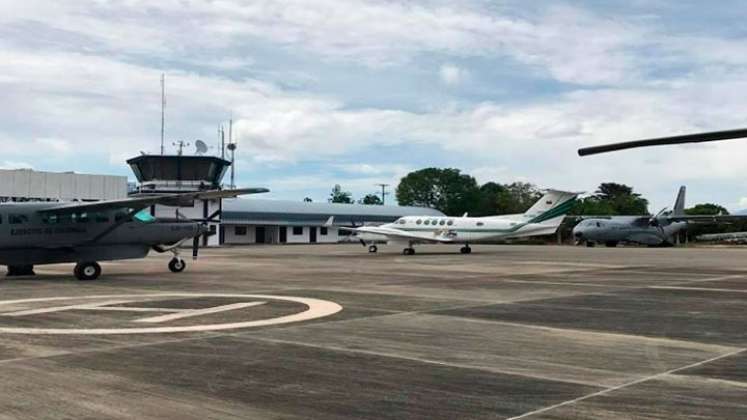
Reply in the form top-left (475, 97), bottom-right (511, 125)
top-left (222, 224), bottom-right (340, 245)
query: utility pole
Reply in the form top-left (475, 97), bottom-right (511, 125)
top-left (160, 74), bottom-right (166, 155)
top-left (228, 118), bottom-right (235, 189)
top-left (220, 125), bottom-right (225, 160)
top-left (173, 140), bottom-right (189, 156)
top-left (375, 183), bottom-right (390, 205)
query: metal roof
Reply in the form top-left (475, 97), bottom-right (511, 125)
top-left (222, 199), bottom-right (444, 225)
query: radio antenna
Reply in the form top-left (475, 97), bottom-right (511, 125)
top-left (160, 74), bottom-right (166, 155)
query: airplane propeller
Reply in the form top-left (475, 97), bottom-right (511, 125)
top-left (578, 128), bottom-right (747, 156)
top-left (649, 207), bottom-right (670, 227)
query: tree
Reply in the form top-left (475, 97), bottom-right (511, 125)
top-left (503, 182), bottom-right (542, 214)
top-left (473, 182), bottom-right (508, 216)
top-left (685, 203), bottom-right (728, 216)
top-left (328, 185), bottom-right (353, 204)
top-left (684, 203), bottom-right (733, 240)
top-left (358, 194), bottom-right (383, 205)
top-left (594, 182), bottom-right (648, 215)
top-left (396, 168), bottom-right (479, 216)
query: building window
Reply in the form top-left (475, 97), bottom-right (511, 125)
top-left (235, 226), bottom-right (247, 236)
top-left (293, 226), bottom-right (303, 235)
top-left (320, 227), bottom-right (328, 235)
top-left (9, 214), bottom-right (28, 224)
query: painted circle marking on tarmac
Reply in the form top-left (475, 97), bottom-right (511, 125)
top-left (0, 293), bottom-right (343, 335)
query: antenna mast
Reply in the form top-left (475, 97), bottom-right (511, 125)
top-left (220, 125), bottom-right (225, 159)
top-left (160, 74), bottom-right (166, 155)
top-left (228, 118), bottom-right (236, 189)
top-left (375, 183), bottom-right (390, 205)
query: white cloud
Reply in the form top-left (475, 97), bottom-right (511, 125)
top-left (439, 64), bottom-right (469, 86)
top-left (0, 161), bottom-right (34, 170)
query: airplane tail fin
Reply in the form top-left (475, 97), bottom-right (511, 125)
top-left (673, 186), bottom-right (686, 216)
top-left (524, 190), bottom-right (582, 224)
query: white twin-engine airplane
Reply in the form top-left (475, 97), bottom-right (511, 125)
top-left (328, 190), bottom-right (580, 255)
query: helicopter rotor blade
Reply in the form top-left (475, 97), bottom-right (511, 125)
top-left (578, 128), bottom-right (747, 156)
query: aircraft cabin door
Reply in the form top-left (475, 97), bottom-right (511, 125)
top-left (279, 227), bottom-right (287, 243)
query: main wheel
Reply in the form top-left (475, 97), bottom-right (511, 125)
top-left (169, 258), bottom-right (186, 273)
top-left (74, 262), bottom-right (101, 281)
top-left (460, 246), bottom-right (472, 254)
top-left (402, 248), bottom-right (415, 255)
top-left (368, 245), bottom-right (378, 253)
top-left (585, 241), bottom-right (596, 248)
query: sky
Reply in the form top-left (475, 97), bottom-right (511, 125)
top-left (2, 1), bottom-right (747, 211)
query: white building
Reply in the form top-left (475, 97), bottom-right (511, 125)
top-left (0, 169), bottom-right (127, 202)
top-left (221, 199), bottom-right (445, 245)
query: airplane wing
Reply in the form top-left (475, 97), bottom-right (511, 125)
top-left (338, 225), bottom-right (455, 243)
top-left (666, 214), bottom-right (747, 224)
top-left (37, 188), bottom-right (269, 215)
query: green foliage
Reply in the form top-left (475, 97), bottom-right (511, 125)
top-left (359, 194), bottom-right (383, 205)
top-left (685, 203), bottom-right (728, 215)
top-left (570, 182), bottom-right (648, 216)
top-left (396, 168), bottom-right (480, 216)
top-left (328, 184), bottom-right (353, 204)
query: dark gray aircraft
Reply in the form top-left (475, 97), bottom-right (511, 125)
top-left (0, 188), bottom-right (267, 280)
top-left (573, 186), bottom-right (688, 247)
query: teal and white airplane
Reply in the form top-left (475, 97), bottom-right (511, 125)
top-left (329, 190), bottom-right (580, 255)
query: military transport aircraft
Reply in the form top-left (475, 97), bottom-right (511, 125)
top-left (327, 189), bottom-right (580, 255)
top-left (572, 186), bottom-right (690, 247)
top-left (0, 188), bottom-right (268, 280)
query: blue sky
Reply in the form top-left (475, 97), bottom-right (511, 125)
top-left (2, 1), bottom-right (747, 211)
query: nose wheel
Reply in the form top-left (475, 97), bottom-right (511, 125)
top-left (368, 245), bottom-right (378, 253)
top-left (169, 258), bottom-right (186, 273)
top-left (460, 245), bottom-right (472, 254)
top-left (74, 262), bottom-right (101, 281)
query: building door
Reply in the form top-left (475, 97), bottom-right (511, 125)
top-left (279, 226), bottom-right (287, 243)
top-left (309, 226), bottom-right (317, 243)
top-left (256, 226), bottom-right (266, 244)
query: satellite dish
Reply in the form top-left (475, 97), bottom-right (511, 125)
top-left (195, 140), bottom-right (208, 155)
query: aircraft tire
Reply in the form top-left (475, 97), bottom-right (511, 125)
top-left (605, 241), bottom-right (619, 248)
top-left (368, 245), bottom-right (378, 253)
top-left (460, 246), bottom-right (472, 254)
top-left (169, 258), bottom-right (186, 273)
top-left (585, 241), bottom-right (596, 248)
top-left (403, 248), bottom-right (415, 256)
top-left (74, 262), bottom-right (101, 281)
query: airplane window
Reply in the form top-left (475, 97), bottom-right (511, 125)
top-left (74, 213), bottom-right (90, 223)
top-left (439, 220), bottom-right (446, 225)
top-left (476, 222), bottom-right (484, 226)
top-left (416, 219), bottom-right (422, 225)
top-left (424, 220), bottom-right (430, 225)
top-left (9, 214), bottom-right (28, 224)
top-left (447, 220), bottom-right (453, 226)
top-left (42, 214), bottom-right (58, 225)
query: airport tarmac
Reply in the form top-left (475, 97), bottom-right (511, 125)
top-left (1, 244), bottom-right (746, 419)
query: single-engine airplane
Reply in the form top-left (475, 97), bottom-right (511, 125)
top-left (0, 187), bottom-right (268, 280)
top-left (327, 189), bottom-right (580, 255)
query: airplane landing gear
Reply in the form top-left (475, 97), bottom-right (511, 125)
top-left (74, 262), bottom-right (101, 281)
top-left (585, 241), bottom-right (596, 248)
top-left (169, 258), bottom-right (186, 273)
top-left (460, 245), bottom-right (472, 254)
top-left (403, 248), bottom-right (415, 256)
top-left (7, 265), bottom-right (35, 277)
top-left (368, 245), bottom-right (378, 253)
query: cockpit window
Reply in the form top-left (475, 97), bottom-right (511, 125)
top-left (134, 209), bottom-right (156, 224)
top-left (398, 219), bottom-right (406, 224)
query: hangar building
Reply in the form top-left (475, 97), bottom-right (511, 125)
top-left (0, 169), bottom-right (127, 202)
top-left (221, 199), bottom-right (445, 245)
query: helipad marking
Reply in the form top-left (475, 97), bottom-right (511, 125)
top-left (0, 294), bottom-right (342, 335)
top-left (134, 301), bottom-right (267, 323)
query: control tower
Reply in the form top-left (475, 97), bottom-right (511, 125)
top-left (127, 154), bottom-right (233, 246)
